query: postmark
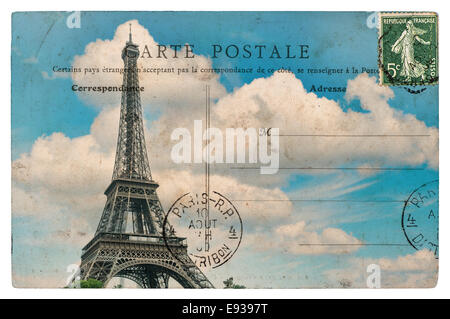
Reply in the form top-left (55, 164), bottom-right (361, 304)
top-left (402, 180), bottom-right (438, 258)
top-left (379, 12), bottom-right (438, 86)
top-left (163, 191), bottom-right (243, 269)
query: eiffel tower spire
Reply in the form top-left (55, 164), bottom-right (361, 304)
top-left (93, 30), bottom-right (161, 236)
top-left (129, 23), bottom-right (132, 43)
top-left (76, 27), bottom-right (214, 288)
top-left (112, 27), bottom-right (152, 182)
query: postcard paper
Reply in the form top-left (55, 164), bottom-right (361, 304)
top-left (11, 11), bottom-right (439, 288)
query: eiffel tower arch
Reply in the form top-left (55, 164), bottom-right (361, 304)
top-left (79, 231), bottom-right (212, 288)
top-left (77, 26), bottom-right (213, 288)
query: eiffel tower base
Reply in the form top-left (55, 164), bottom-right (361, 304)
top-left (79, 233), bottom-right (214, 288)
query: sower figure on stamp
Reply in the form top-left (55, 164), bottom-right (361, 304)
top-left (391, 20), bottom-right (431, 82)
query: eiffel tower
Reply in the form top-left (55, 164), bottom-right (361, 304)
top-left (78, 26), bottom-right (213, 288)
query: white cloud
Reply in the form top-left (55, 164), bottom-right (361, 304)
top-left (12, 132), bottom-right (113, 197)
top-left (287, 173), bottom-right (375, 200)
top-left (212, 72), bottom-right (438, 170)
top-left (324, 249), bottom-right (438, 288)
top-left (376, 249), bottom-right (438, 272)
top-left (247, 221), bottom-right (362, 255)
top-left (71, 20), bottom-right (226, 109)
top-left (155, 169), bottom-right (293, 224)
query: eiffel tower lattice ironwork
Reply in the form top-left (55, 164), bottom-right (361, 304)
top-left (78, 27), bottom-right (214, 288)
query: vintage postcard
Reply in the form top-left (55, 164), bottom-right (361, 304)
top-left (11, 11), bottom-right (438, 288)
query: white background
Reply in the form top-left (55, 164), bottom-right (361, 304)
top-left (0, 0), bottom-right (448, 299)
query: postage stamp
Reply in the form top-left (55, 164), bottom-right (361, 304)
top-left (164, 191), bottom-right (243, 269)
top-left (379, 12), bottom-right (438, 86)
top-left (402, 180), bottom-right (439, 258)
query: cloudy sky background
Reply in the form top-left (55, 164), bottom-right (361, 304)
top-left (11, 12), bottom-right (438, 288)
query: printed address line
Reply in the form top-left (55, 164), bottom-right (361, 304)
top-left (230, 199), bottom-right (405, 203)
top-left (230, 167), bottom-right (424, 171)
top-left (273, 134), bottom-right (431, 137)
top-left (296, 243), bottom-right (411, 246)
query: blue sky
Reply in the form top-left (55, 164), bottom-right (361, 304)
top-left (11, 12), bottom-right (439, 288)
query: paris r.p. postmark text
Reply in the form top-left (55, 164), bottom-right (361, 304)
top-left (164, 191), bottom-right (243, 269)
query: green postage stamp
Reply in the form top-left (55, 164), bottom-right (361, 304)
top-left (379, 12), bottom-right (438, 86)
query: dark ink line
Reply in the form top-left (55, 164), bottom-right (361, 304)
top-left (205, 85), bottom-right (210, 253)
top-left (231, 199), bottom-right (406, 203)
top-left (297, 243), bottom-right (410, 246)
top-left (230, 167), bottom-right (424, 171)
top-left (275, 134), bottom-right (431, 137)
top-left (35, 17), bottom-right (58, 59)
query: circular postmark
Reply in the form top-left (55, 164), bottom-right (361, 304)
top-left (163, 191), bottom-right (243, 269)
top-left (402, 180), bottom-right (438, 258)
